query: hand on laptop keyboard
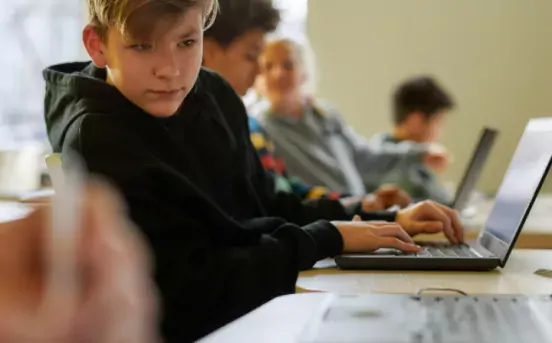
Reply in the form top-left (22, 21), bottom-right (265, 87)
top-left (395, 200), bottom-right (464, 244)
top-left (331, 216), bottom-right (422, 254)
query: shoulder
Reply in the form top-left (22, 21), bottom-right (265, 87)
top-left (312, 99), bottom-right (341, 118)
top-left (311, 99), bottom-right (344, 124)
top-left (195, 67), bottom-right (249, 129)
top-left (64, 112), bottom-right (147, 158)
top-left (195, 67), bottom-right (242, 105)
top-left (310, 99), bottom-right (347, 132)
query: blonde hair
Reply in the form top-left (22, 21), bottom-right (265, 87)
top-left (86, 0), bottom-right (219, 41)
top-left (265, 36), bottom-right (318, 96)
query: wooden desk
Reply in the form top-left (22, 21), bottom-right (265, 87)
top-left (297, 250), bottom-right (552, 294)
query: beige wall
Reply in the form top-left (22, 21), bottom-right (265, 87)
top-left (307, 0), bottom-right (552, 194)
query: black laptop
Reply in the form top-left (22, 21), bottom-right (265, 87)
top-left (450, 127), bottom-right (498, 211)
top-left (335, 117), bottom-right (552, 271)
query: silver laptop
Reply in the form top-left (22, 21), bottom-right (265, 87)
top-left (299, 293), bottom-right (552, 343)
top-left (335, 117), bottom-right (552, 271)
top-left (450, 127), bottom-right (498, 211)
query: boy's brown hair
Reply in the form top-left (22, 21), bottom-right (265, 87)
top-left (87, 0), bottom-right (219, 41)
top-left (204, 0), bottom-right (279, 47)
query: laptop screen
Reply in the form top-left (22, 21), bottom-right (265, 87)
top-left (480, 118), bottom-right (552, 262)
top-left (451, 128), bottom-right (497, 211)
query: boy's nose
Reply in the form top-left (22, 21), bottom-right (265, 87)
top-left (154, 53), bottom-right (180, 79)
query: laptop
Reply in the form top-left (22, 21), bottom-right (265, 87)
top-left (335, 117), bottom-right (552, 271)
top-left (450, 127), bottom-right (498, 212)
top-left (299, 293), bottom-right (552, 342)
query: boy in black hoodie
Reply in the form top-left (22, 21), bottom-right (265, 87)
top-left (43, 0), bottom-right (463, 341)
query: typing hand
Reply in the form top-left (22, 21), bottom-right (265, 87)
top-left (396, 200), bottom-right (464, 244)
top-left (374, 185), bottom-right (412, 209)
top-left (332, 215), bottom-right (421, 253)
top-left (0, 181), bottom-right (158, 343)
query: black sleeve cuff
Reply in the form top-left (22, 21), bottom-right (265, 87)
top-left (273, 220), bottom-right (343, 271)
top-left (303, 220), bottom-right (343, 261)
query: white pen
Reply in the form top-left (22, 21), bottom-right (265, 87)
top-left (43, 151), bottom-right (84, 317)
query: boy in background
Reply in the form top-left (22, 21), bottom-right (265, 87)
top-left (371, 76), bottom-right (454, 203)
top-left (43, 0), bottom-right (463, 341)
top-left (202, 0), bottom-right (410, 209)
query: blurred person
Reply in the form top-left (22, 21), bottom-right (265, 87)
top-left (202, 0), bottom-right (410, 209)
top-left (370, 76), bottom-right (455, 203)
top-left (0, 182), bottom-right (158, 343)
top-left (256, 39), bottom-right (450, 202)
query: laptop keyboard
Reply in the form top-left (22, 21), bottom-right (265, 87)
top-left (412, 295), bottom-right (552, 342)
top-left (395, 243), bottom-right (479, 258)
top-left (300, 294), bottom-right (552, 343)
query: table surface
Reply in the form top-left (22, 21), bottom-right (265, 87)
top-left (202, 250), bottom-right (552, 343)
top-left (297, 249), bottom-right (552, 294)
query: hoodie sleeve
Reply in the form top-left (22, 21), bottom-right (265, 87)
top-left (61, 113), bottom-right (343, 341)
top-left (330, 112), bottom-right (428, 192)
top-left (369, 134), bottom-right (453, 204)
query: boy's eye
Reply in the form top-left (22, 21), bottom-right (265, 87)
top-left (245, 53), bottom-right (259, 62)
top-left (129, 43), bottom-right (152, 51)
top-left (283, 61), bottom-right (295, 71)
top-left (177, 39), bottom-right (196, 48)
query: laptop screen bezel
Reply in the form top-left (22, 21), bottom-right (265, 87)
top-left (478, 154), bottom-right (552, 267)
top-left (451, 127), bottom-right (498, 211)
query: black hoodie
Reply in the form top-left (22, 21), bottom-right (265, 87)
top-left (43, 62), bottom-right (396, 342)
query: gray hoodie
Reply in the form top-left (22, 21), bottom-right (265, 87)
top-left (369, 133), bottom-right (453, 204)
top-left (256, 101), bottom-right (449, 202)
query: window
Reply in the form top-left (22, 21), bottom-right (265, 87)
top-left (1, 0), bottom-right (309, 143)
top-left (273, 0), bottom-right (308, 43)
top-left (0, 0), bottom-right (86, 147)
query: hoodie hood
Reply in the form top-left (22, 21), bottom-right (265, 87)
top-left (43, 61), bottom-right (207, 152)
top-left (43, 62), bottom-right (137, 151)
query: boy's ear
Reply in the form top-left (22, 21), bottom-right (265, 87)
top-left (83, 25), bottom-right (108, 68)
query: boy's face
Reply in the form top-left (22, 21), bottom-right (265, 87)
top-left (203, 29), bottom-right (265, 96)
top-left (407, 112), bottom-right (447, 142)
top-left (259, 42), bottom-right (303, 98)
top-left (85, 8), bottom-right (204, 117)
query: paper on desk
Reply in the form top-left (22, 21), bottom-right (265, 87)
top-left (0, 202), bottom-right (32, 222)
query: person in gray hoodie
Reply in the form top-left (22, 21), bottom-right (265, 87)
top-left (370, 76), bottom-right (454, 204)
top-left (254, 39), bottom-right (447, 200)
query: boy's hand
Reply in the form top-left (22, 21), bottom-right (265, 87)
top-left (396, 200), bottom-right (464, 244)
top-left (332, 215), bottom-right (421, 253)
top-left (0, 182), bottom-right (158, 343)
top-left (341, 186), bottom-right (412, 212)
top-left (424, 144), bottom-right (452, 173)
top-left (360, 194), bottom-right (384, 211)
top-left (374, 185), bottom-right (412, 208)
top-left (340, 195), bottom-right (385, 211)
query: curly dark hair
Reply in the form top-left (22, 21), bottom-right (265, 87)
top-left (393, 76), bottom-right (454, 124)
top-left (204, 0), bottom-right (280, 47)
